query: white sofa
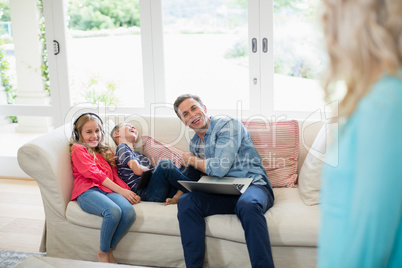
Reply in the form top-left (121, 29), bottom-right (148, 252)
top-left (17, 115), bottom-right (323, 268)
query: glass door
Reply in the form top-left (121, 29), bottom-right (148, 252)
top-left (161, 0), bottom-right (255, 112)
top-left (65, 0), bottom-right (145, 108)
top-left (272, 0), bottom-right (327, 112)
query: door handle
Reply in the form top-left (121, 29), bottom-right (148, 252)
top-left (252, 38), bottom-right (257, 53)
top-left (262, 38), bottom-right (268, 53)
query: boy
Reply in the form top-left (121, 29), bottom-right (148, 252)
top-left (111, 122), bottom-right (191, 205)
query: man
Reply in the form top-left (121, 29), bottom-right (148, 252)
top-left (174, 94), bottom-right (275, 268)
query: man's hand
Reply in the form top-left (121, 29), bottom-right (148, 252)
top-left (181, 152), bottom-right (195, 167)
top-left (181, 152), bottom-right (207, 173)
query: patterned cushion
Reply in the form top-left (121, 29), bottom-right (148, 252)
top-left (243, 120), bottom-right (299, 187)
top-left (142, 136), bottom-right (183, 168)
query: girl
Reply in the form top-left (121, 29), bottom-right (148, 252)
top-left (69, 113), bottom-right (140, 263)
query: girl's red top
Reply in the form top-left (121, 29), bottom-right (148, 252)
top-left (70, 143), bottom-right (130, 201)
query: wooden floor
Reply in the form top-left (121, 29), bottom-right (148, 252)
top-left (0, 177), bottom-right (45, 253)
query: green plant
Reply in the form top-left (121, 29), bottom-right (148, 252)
top-left (225, 40), bottom-right (248, 59)
top-left (68, 0), bottom-right (140, 31)
top-left (0, 0), bottom-right (10, 21)
top-left (0, 42), bottom-right (13, 99)
top-left (37, 0), bottom-right (50, 95)
top-left (0, 0), bottom-right (17, 122)
top-left (0, 38), bottom-right (17, 122)
top-left (83, 76), bottom-right (119, 106)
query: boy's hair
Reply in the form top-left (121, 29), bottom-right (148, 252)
top-left (173, 94), bottom-right (204, 118)
top-left (110, 123), bottom-right (125, 145)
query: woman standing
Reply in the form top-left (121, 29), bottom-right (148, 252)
top-left (318, 1), bottom-right (402, 267)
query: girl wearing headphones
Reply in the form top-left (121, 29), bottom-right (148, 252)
top-left (69, 113), bottom-right (140, 263)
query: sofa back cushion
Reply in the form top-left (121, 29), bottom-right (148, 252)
top-left (141, 120), bottom-right (300, 187)
top-left (244, 120), bottom-right (299, 187)
top-left (299, 123), bottom-right (337, 205)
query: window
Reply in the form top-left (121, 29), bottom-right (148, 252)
top-left (1, 0), bottom-right (334, 177)
top-left (273, 0), bottom-right (326, 112)
top-left (66, 0), bottom-right (144, 108)
top-left (161, 0), bottom-right (251, 111)
top-left (3, 0), bottom-right (332, 125)
top-left (45, 0), bottom-right (329, 118)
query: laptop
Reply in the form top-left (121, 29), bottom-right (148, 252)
top-left (178, 176), bottom-right (253, 195)
top-left (137, 168), bottom-right (155, 190)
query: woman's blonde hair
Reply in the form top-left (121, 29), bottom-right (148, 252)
top-left (322, 0), bottom-right (402, 118)
top-left (69, 113), bottom-right (116, 168)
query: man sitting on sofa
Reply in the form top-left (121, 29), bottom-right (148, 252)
top-left (173, 94), bottom-right (275, 268)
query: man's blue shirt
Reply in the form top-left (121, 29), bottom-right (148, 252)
top-left (189, 116), bottom-right (272, 188)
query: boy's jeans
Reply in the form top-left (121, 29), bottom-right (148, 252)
top-left (137, 159), bottom-right (202, 202)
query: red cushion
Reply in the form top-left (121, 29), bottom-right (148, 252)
top-left (142, 136), bottom-right (183, 168)
top-left (243, 120), bottom-right (299, 187)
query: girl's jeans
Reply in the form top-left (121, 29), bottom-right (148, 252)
top-left (77, 187), bottom-right (136, 252)
top-left (137, 159), bottom-right (202, 202)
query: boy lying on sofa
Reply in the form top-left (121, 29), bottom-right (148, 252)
top-left (111, 122), bottom-right (199, 205)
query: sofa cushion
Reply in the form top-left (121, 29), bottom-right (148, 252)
top-left (298, 125), bottom-right (326, 206)
top-left (298, 123), bottom-right (337, 206)
top-left (66, 201), bottom-right (181, 236)
top-left (244, 120), bottom-right (299, 187)
top-left (66, 188), bottom-right (319, 247)
top-left (142, 136), bottom-right (184, 168)
top-left (206, 188), bottom-right (319, 247)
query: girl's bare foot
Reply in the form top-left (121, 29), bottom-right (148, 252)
top-left (97, 250), bottom-right (110, 263)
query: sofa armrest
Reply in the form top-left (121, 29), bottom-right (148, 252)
top-left (17, 124), bottom-right (73, 221)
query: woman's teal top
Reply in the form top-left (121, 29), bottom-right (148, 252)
top-left (319, 72), bottom-right (402, 268)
